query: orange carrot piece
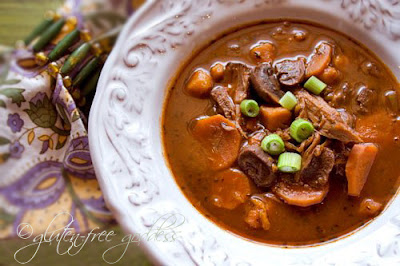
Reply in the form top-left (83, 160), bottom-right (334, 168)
top-left (192, 115), bottom-right (241, 170)
top-left (306, 43), bottom-right (332, 77)
top-left (345, 143), bottom-right (378, 197)
top-left (185, 69), bottom-right (214, 98)
top-left (260, 106), bottom-right (292, 131)
top-left (211, 168), bottom-right (251, 210)
top-left (273, 182), bottom-right (329, 207)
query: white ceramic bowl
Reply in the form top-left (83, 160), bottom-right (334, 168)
top-left (89, 0), bottom-right (400, 265)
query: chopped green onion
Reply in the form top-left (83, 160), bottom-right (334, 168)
top-left (261, 134), bottom-right (285, 155)
top-left (240, 99), bottom-right (260, 117)
top-left (304, 76), bottom-right (327, 95)
top-left (278, 152), bottom-right (302, 173)
top-left (279, 91), bottom-right (298, 110)
top-left (290, 119), bottom-right (314, 142)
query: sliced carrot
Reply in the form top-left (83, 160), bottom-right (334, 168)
top-left (250, 42), bottom-right (276, 63)
top-left (273, 182), bottom-right (328, 207)
top-left (211, 168), bottom-right (251, 210)
top-left (185, 69), bottom-right (214, 98)
top-left (345, 143), bottom-right (378, 197)
top-left (359, 198), bottom-right (382, 216)
top-left (192, 115), bottom-right (241, 170)
top-left (306, 43), bottom-right (332, 77)
top-left (260, 106), bottom-right (292, 132)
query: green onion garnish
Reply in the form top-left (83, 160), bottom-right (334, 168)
top-left (261, 134), bottom-right (285, 155)
top-left (304, 76), bottom-right (327, 95)
top-left (240, 99), bottom-right (260, 117)
top-left (279, 91), bottom-right (298, 110)
top-left (278, 152), bottom-right (302, 173)
top-left (290, 119), bottom-right (314, 143)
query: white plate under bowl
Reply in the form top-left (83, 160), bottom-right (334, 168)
top-left (89, 0), bottom-right (400, 265)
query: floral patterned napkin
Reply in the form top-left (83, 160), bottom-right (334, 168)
top-left (0, 0), bottom-right (144, 238)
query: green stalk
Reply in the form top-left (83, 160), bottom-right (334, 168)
top-left (48, 29), bottom-right (80, 61)
top-left (72, 56), bottom-right (101, 87)
top-left (60, 42), bottom-right (91, 75)
top-left (33, 18), bottom-right (65, 52)
top-left (24, 17), bottom-right (54, 45)
top-left (81, 68), bottom-right (101, 96)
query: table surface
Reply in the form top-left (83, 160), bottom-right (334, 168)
top-left (0, 1), bottom-right (151, 265)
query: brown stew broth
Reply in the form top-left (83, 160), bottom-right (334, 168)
top-left (162, 21), bottom-right (400, 245)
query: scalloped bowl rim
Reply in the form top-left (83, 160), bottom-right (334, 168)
top-left (89, 0), bottom-right (400, 265)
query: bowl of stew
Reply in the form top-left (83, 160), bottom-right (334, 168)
top-left (89, 0), bottom-right (400, 265)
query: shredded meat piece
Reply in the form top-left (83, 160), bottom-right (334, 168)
top-left (295, 90), bottom-right (363, 143)
top-left (273, 130), bottom-right (335, 207)
top-left (329, 140), bottom-right (351, 176)
top-left (300, 146), bottom-right (335, 188)
top-left (353, 84), bottom-right (376, 114)
top-left (223, 63), bottom-right (251, 104)
top-left (300, 133), bottom-right (321, 166)
top-left (276, 128), bottom-right (291, 141)
top-left (277, 130), bottom-right (318, 154)
top-left (211, 86), bottom-right (236, 120)
top-left (234, 104), bottom-right (248, 139)
top-left (244, 197), bottom-right (271, 230)
top-left (247, 131), bottom-right (267, 146)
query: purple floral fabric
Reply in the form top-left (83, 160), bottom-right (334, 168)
top-left (7, 114), bottom-right (23, 133)
top-left (0, 0), bottom-right (141, 238)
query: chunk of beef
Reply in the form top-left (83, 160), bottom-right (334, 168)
top-left (244, 197), bottom-right (270, 230)
top-left (247, 131), bottom-right (267, 146)
top-left (223, 63), bottom-right (251, 104)
top-left (273, 133), bottom-right (334, 207)
top-left (211, 86), bottom-right (235, 120)
top-left (250, 63), bottom-right (284, 104)
top-left (329, 140), bottom-right (351, 176)
top-left (295, 90), bottom-right (363, 143)
top-left (300, 146), bottom-right (335, 188)
top-left (238, 145), bottom-right (277, 188)
top-left (353, 84), bottom-right (376, 114)
top-left (337, 108), bottom-right (355, 128)
top-left (275, 58), bottom-right (306, 86)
